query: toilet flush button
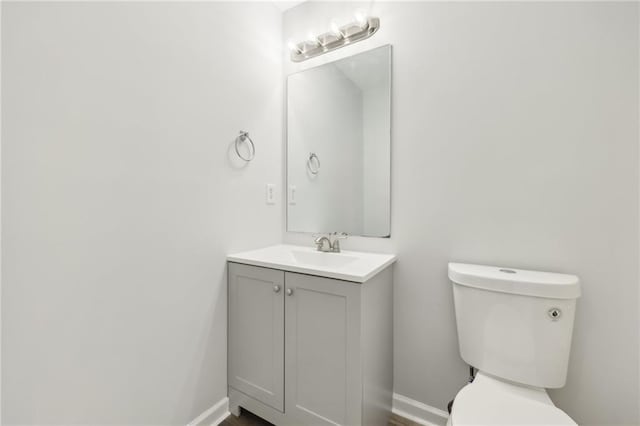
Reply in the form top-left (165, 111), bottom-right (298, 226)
top-left (548, 308), bottom-right (562, 321)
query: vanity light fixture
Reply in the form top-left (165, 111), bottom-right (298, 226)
top-left (288, 14), bottom-right (380, 62)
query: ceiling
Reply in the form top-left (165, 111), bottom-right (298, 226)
top-left (272, 1), bottom-right (306, 12)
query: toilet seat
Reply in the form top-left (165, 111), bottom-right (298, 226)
top-left (450, 372), bottom-right (577, 426)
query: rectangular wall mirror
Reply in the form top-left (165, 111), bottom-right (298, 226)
top-left (287, 45), bottom-right (391, 237)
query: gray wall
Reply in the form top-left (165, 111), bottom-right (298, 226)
top-left (283, 2), bottom-right (640, 425)
top-left (2, 2), bottom-right (282, 424)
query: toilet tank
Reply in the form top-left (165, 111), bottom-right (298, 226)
top-left (449, 263), bottom-right (581, 389)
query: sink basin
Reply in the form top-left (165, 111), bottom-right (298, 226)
top-left (227, 244), bottom-right (396, 283)
top-left (291, 250), bottom-right (358, 268)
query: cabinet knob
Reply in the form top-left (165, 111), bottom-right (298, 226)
top-left (274, 285), bottom-right (281, 293)
top-left (286, 288), bottom-right (293, 296)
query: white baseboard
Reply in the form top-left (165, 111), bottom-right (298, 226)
top-left (187, 397), bottom-right (230, 426)
top-left (190, 393), bottom-right (445, 426)
top-left (392, 393), bottom-right (449, 426)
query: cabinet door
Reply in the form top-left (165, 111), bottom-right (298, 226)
top-left (228, 263), bottom-right (284, 411)
top-left (285, 272), bottom-right (361, 426)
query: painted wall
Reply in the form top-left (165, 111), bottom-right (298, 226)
top-left (2, 2), bottom-right (282, 424)
top-left (283, 2), bottom-right (640, 425)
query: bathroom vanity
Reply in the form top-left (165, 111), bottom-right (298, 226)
top-left (228, 43), bottom-right (396, 426)
top-left (227, 245), bottom-right (396, 426)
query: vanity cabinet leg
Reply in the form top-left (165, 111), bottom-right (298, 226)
top-left (229, 402), bottom-right (241, 417)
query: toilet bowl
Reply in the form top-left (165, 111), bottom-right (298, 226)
top-left (448, 263), bottom-right (581, 426)
top-left (446, 372), bottom-right (576, 426)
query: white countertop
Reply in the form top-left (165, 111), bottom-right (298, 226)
top-left (227, 244), bottom-right (397, 283)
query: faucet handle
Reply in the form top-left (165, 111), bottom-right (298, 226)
top-left (330, 232), bottom-right (348, 252)
top-left (331, 232), bottom-right (348, 241)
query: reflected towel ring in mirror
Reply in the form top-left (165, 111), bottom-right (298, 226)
top-left (307, 152), bottom-right (320, 174)
top-left (235, 131), bottom-right (255, 161)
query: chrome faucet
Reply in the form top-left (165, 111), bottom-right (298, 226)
top-left (314, 235), bottom-right (333, 252)
top-left (313, 232), bottom-right (349, 253)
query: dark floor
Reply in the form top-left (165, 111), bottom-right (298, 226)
top-left (220, 409), bottom-right (422, 426)
top-left (388, 413), bottom-right (423, 426)
top-left (221, 409), bottom-right (274, 426)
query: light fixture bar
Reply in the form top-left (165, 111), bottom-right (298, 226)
top-left (289, 17), bottom-right (380, 62)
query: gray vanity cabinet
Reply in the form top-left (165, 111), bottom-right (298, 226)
top-left (284, 272), bottom-right (362, 426)
top-left (228, 262), bottom-right (393, 426)
top-left (228, 263), bottom-right (284, 412)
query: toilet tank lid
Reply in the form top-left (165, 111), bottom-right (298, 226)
top-left (448, 263), bottom-right (581, 299)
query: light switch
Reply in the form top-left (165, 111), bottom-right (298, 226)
top-left (288, 185), bottom-right (297, 205)
top-left (266, 184), bottom-right (276, 205)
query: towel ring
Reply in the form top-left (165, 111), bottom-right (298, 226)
top-left (307, 152), bottom-right (320, 175)
top-left (235, 131), bottom-right (255, 162)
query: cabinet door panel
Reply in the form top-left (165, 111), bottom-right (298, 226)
top-left (285, 272), bottom-right (361, 426)
top-left (228, 263), bottom-right (284, 411)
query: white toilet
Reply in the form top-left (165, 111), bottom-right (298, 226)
top-left (447, 263), bottom-right (581, 426)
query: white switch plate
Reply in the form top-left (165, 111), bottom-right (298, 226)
top-left (288, 185), bottom-right (297, 205)
top-left (266, 184), bottom-right (276, 205)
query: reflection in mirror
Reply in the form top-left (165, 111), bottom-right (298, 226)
top-left (287, 45), bottom-right (391, 237)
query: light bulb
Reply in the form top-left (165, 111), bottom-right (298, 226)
top-left (307, 31), bottom-right (320, 46)
top-left (354, 11), bottom-right (368, 29)
top-left (330, 20), bottom-right (343, 38)
top-left (287, 39), bottom-right (301, 54)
